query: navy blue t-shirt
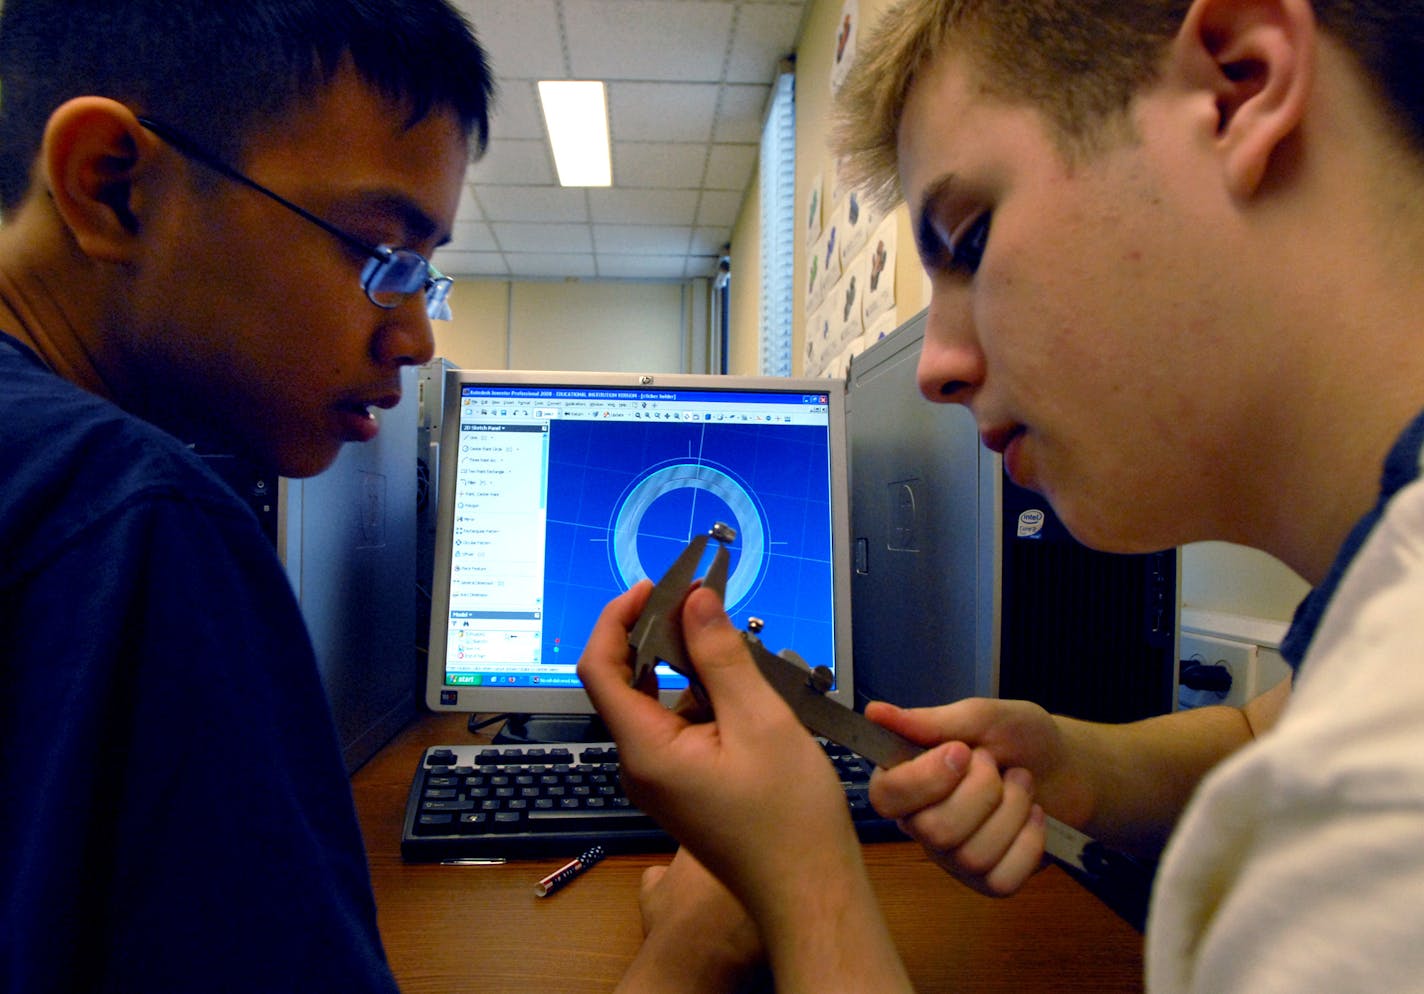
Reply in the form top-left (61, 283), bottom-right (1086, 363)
top-left (0, 334), bottom-right (399, 992)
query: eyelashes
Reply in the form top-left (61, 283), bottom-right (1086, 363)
top-left (950, 212), bottom-right (991, 274)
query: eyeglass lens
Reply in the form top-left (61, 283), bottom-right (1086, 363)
top-left (361, 249), bottom-right (453, 319)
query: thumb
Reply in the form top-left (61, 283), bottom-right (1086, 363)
top-left (866, 697), bottom-right (992, 748)
top-left (680, 586), bottom-right (791, 729)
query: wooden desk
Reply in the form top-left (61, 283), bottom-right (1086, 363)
top-left (352, 712), bottom-right (1145, 993)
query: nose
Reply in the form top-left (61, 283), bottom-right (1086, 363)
top-left (372, 297), bottom-right (437, 369)
top-left (915, 288), bottom-right (984, 405)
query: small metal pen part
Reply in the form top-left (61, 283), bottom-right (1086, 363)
top-left (534, 845), bottom-right (606, 897)
top-left (439, 857), bottom-right (508, 866)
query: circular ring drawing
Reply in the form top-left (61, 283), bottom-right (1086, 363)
top-left (611, 462), bottom-right (767, 609)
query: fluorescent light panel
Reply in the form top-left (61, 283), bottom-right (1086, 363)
top-left (538, 80), bottom-right (612, 187)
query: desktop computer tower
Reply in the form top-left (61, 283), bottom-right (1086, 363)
top-left (276, 365), bottom-right (421, 772)
top-left (416, 358), bottom-right (458, 664)
top-left (847, 312), bottom-right (1178, 723)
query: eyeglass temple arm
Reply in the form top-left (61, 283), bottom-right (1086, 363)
top-left (135, 116), bottom-right (390, 267)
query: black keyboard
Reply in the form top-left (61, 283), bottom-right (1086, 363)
top-left (401, 739), bottom-right (908, 861)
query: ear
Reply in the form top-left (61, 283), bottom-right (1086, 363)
top-left (1171, 0), bottom-right (1317, 198)
top-left (41, 97), bottom-right (157, 261)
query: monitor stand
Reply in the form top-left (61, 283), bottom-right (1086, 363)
top-left (489, 713), bottom-right (612, 744)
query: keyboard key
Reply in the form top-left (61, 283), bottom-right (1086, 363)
top-left (425, 748), bottom-right (457, 767)
top-left (527, 808), bottom-right (659, 835)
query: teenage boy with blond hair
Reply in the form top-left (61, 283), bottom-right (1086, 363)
top-left (586, 2), bottom-right (1424, 990)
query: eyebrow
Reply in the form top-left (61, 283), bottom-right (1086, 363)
top-left (914, 173), bottom-right (958, 265)
top-left (343, 189), bottom-right (451, 249)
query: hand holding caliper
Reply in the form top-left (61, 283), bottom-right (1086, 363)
top-left (626, 522), bottom-right (1155, 929)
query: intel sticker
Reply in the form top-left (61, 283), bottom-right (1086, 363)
top-left (1017, 509), bottom-right (1046, 539)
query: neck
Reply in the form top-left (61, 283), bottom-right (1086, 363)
top-left (1204, 40), bottom-right (1424, 587)
top-left (1233, 239), bottom-right (1424, 587)
top-left (0, 206), bottom-right (120, 399)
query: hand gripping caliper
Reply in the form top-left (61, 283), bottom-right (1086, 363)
top-left (627, 522), bottom-right (1155, 930)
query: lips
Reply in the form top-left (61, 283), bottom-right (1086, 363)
top-left (334, 392), bottom-right (400, 443)
top-left (980, 424), bottom-right (1023, 455)
top-left (981, 424), bottom-right (1030, 487)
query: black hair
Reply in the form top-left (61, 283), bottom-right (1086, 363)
top-left (0, 0), bottom-right (495, 211)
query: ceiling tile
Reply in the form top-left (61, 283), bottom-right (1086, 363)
top-left (506, 253), bottom-right (598, 279)
top-left (597, 255), bottom-right (689, 280)
top-left (476, 186), bottom-right (589, 224)
top-left (613, 142), bottom-right (707, 190)
top-left (684, 255), bottom-right (721, 278)
top-left (695, 190), bottom-right (745, 228)
top-left (446, 1), bottom-right (810, 283)
top-left (468, 139), bottom-right (555, 186)
top-left (691, 226), bottom-right (731, 255)
top-left (455, 1), bottom-right (566, 79)
top-left (493, 222), bottom-right (595, 253)
top-left (594, 224), bottom-right (694, 255)
top-left (588, 188), bottom-right (699, 226)
top-left (455, 183), bottom-right (486, 223)
top-left (563, 1), bottom-right (733, 82)
top-left (435, 250), bottom-right (509, 277)
top-left (610, 82), bottom-right (720, 143)
top-left (727, 4), bottom-right (804, 84)
top-left (448, 219), bottom-right (499, 252)
top-left (704, 143), bottom-right (757, 191)
top-left (485, 79), bottom-right (545, 142)
top-left (713, 84), bottom-right (771, 143)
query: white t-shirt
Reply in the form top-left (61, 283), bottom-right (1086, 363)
top-left (1147, 419), bottom-right (1424, 992)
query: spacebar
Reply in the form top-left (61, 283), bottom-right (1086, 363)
top-left (526, 808), bottom-right (662, 834)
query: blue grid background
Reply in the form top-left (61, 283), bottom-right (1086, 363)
top-left (539, 418), bottom-right (835, 679)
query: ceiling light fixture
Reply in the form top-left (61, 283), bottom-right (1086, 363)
top-left (537, 80), bottom-right (612, 187)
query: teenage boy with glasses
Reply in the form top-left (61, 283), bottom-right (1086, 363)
top-left (0, 1), bottom-right (491, 989)
top-left (580, 1), bottom-right (1424, 992)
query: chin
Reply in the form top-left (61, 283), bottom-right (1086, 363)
top-left (1061, 507), bottom-right (1179, 555)
top-left (260, 435), bottom-right (346, 479)
top-left (278, 447), bottom-right (345, 479)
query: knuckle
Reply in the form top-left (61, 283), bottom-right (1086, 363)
top-left (907, 814), bottom-right (970, 854)
top-left (954, 846), bottom-right (1000, 879)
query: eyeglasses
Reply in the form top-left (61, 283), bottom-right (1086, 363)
top-left (136, 116), bottom-right (453, 321)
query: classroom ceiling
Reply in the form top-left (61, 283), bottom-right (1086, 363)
top-left (443, 0), bottom-right (810, 282)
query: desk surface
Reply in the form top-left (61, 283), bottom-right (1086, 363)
top-left (352, 712), bottom-right (1145, 993)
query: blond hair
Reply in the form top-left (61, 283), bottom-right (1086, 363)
top-left (832, 0), bottom-right (1192, 209)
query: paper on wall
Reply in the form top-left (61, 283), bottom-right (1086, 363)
top-left (861, 214), bottom-right (898, 327)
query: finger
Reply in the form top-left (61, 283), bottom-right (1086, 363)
top-left (981, 805), bottom-right (1048, 897)
top-left (575, 581), bottom-right (651, 697)
top-left (898, 747), bottom-right (1005, 852)
top-left (578, 581), bottom-right (682, 749)
top-left (677, 586), bottom-right (798, 735)
top-left (866, 697), bottom-right (998, 749)
top-left (578, 580), bottom-right (654, 683)
top-left (867, 740), bottom-right (972, 819)
top-left (952, 766), bottom-right (1037, 879)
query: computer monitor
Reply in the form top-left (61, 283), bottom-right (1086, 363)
top-left (424, 369), bottom-right (854, 741)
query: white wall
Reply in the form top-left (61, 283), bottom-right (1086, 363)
top-left (433, 278), bottom-right (704, 373)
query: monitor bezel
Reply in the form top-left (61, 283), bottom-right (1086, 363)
top-left (423, 368), bottom-right (855, 718)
